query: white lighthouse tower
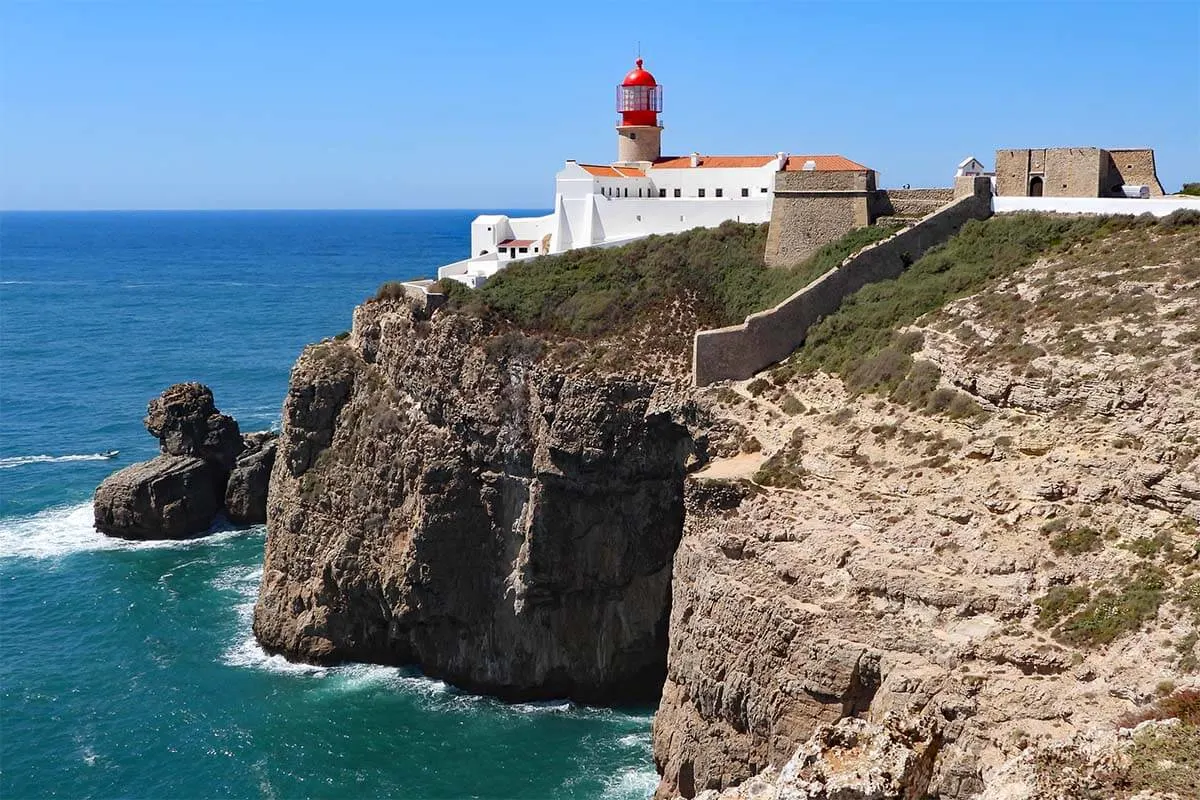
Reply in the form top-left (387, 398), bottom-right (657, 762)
top-left (615, 58), bottom-right (663, 164)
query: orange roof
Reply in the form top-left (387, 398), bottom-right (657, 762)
top-left (651, 155), bottom-right (776, 169)
top-left (783, 155), bottom-right (870, 172)
top-left (579, 164), bottom-right (646, 178)
top-left (498, 239), bottom-right (535, 248)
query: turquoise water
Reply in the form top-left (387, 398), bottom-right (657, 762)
top-left (0, 212), bottom-right (656, 799)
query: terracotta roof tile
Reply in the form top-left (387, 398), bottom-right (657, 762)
top-left (782, 155), bottom-right (870, 172)
top-left (497, 239), bottom-right (535, 248)
top-left (650, 155), bottom-right (776, 169)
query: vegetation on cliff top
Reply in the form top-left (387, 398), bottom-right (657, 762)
top-left (771, 210), bottom-right (1200, 406)
top-left (430, 220), bottom-right (901, 338)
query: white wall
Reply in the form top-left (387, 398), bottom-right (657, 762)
top-left (993, 196), bottom-right (1200, 217)
top-left (648, 163), bottom-right (779, 199)
top-left (592, 196), bottom-right (772, 241)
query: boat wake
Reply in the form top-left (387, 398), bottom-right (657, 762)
top-left (0, 452), bottom-right (119, 469)
top-left (0, 503), bottom-right (256, 560)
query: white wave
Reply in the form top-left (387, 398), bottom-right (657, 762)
top-left (599, 766), bottom-right (659, 800)
top-left (222, 634), bottom-right (331, 676)
top-left (510, 700), bottom-right (575, 714)
top-left (618, 731), bottom-right (652, 749)
top-left (0, 453), bottom-right (118, 470)
top-left (0, 503), bottom-right (259, 560)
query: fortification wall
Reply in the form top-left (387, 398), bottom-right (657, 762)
top-left (765, 170), bottom-right (874, 267)
top-left (693, 177), bottom-right (993, 386)
top-left (1105, 149), bottom-right (1165, 196)
top-left (872, 188), bottom-right (955, 218)
top-left (995, 149), bottom-right (1030, 196)
top-left (1044, 148), bottom-right (1104, 197)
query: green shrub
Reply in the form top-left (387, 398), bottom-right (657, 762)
top-left (780, 394), bottom-right (806, 415)
top-left (1034, 584), bottom-right (1090, 629)
top-left (1049, 526), bottom-right (1102, 556)
top-left (1158, 208), bottom-right (1200, 230)
top-left (1056, 565), bottom-right (1169, 646)
top-left (374, 281), bottom-right (408, 301)
top-left (1180, 183), bottom-right (1200, 197)
top-left (746, 378), bottom-right (771, 396)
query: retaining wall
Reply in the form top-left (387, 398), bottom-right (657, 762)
top-left (693, 177), bottom-right (993, 386)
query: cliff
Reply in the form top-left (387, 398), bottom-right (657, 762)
top-left (252, 297), bottom-right (695, 702)
top-left (653, 214), bottom-right (1200, 798)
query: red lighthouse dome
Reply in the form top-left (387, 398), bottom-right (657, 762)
top-left (617, 58), bottom-right (662, 128)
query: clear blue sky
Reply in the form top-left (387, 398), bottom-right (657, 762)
top-left (2, 0), bottom-right (1197, 210)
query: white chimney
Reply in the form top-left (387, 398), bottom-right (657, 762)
top-left (776, 151), bottom-right (788, 170)
top-left (690, 152), bottom-right (700, 168)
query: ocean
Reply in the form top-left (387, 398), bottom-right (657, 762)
top-left (0, 211), bottom-right (657, 799)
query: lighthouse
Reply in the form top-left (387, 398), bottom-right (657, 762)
top-left (616, 58), bottom-right (663, 163)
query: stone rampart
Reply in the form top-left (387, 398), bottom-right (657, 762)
top-left (872, 188), bottom-right (955, 218)
top-left (693, 177), bottom-right (993, 386)
top-left (765, 170), bottom-right (875, 267)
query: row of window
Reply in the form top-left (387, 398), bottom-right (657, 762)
top-left (600, 187), bottom-right (769, 199)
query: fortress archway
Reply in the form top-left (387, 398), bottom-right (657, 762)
top-left (1028, 176), bottom-right (1044, 196)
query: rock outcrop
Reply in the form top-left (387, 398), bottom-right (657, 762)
top-left (93, 455), bottom-right (222, 539)
top-left (94, 383), bottom-right (278, 539)
top-left (654, 222), bottom-right (1200, 798)
top-left (224, 432), bottom-right (277, 525)
top-left (693, 717), bottom-right (940, 800)
top-left (252, 298), bottom-right (695, 701)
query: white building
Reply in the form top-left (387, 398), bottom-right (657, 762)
top-left (437, 59), bottom-right (868, 288)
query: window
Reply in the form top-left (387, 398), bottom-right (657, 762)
top-left (629, 132), bottom-right (636, 140)
top-left (698, 188), bottom-right (706, 197)
top-left (674, 188), bottom-right (681, 198)
top-left (533, 247), bottom-right (539, 253)
top-left (760, 187), bottom-right (768, 193)
top-left (623, 188), bottom-right (628, 197)
top-left (715, 188), bottom-right (723, 198)
top-left (659, 188), bottom-right (666, 198)
top-left (741, 188), bottom-right (749, 197)
top-left (638, 188), bottom-right (642, 197)
top-left (518, 247), bottom-right (528, 253)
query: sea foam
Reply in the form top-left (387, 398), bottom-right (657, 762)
top-left (0, 453), bottom-right (118, 470)
top-left (0, 503), bottom-right (257, 560)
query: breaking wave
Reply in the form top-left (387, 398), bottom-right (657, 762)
top-left (0, 503), bottom-right (255, 560)
top-left (0, 453), bottom-right (118, 469)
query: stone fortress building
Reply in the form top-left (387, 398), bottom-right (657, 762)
top-left (995, 147), bottom-right (1164, 198)
top-left (436, 59), bottom-right (876, 288)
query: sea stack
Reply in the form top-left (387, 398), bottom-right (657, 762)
top-left (93, 383), bottom-right (277, 539)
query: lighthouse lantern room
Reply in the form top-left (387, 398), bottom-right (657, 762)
top-left (615, 58), bottom-right (663, 163)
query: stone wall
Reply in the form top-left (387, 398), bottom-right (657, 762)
top-left (994, 149), bottom-right (1030, 197)
top-left (995, 147), bottom-right (1163, 198)
top-left (1044, 148), bottom-right (1104, 197)
top-left (693, 177), bottom-right (993, 387)
top-left (1104, 149), bottom-right (1165, 196)
top-left (872, 188), bottom-right (955, 218)
top-left (764, 170), bottom-right (875, 267)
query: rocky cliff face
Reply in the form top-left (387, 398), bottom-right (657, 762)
top-left (252, 298), bottom-right (696, 701)
top-left (654, 222), bottom-right (1200, 798)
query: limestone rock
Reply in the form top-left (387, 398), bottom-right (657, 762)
top-left (691, 717), bottom-right (940, 800)
top-left (252, 299), bottom-right (695, 702)
top-left (144, 382), bottom-right (243, 472)
top-left (93, 455), bottom-right (221, 539)
top-left (224, 432), bottom-right (278, 525)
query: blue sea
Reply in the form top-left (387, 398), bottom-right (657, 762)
top-left (0, 211), bottom-right (657, 799)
